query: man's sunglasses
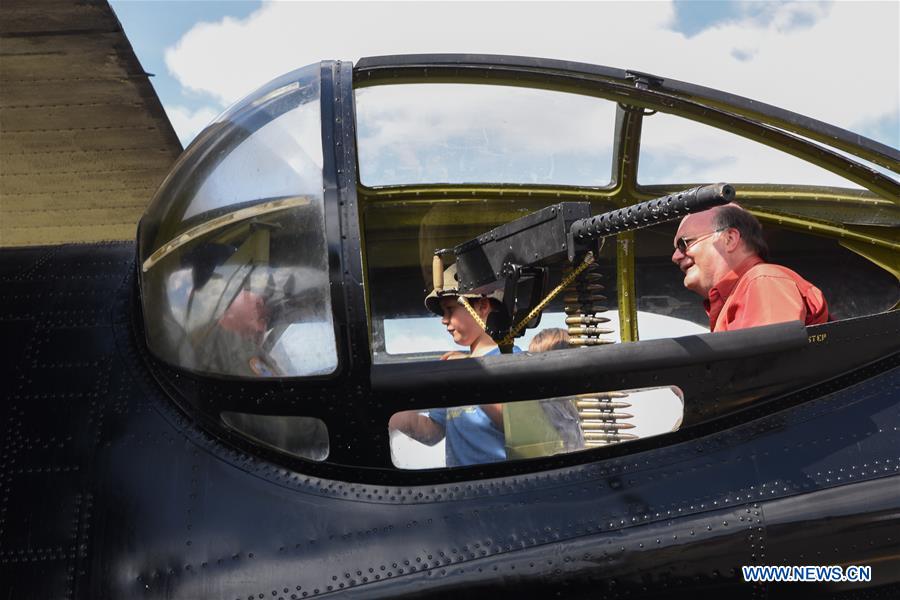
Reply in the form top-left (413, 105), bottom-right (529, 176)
top-left (675, 227), bottom-right (726, 254)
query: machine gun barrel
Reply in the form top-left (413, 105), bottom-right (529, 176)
top-left (448, 183), bottom-right (736, 344)
top-left (451, 183), bottom-right (736, 295)
top-left (569, 183), bottom-right (735, 244)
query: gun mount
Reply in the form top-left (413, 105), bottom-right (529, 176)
top-left (441, 183), bottom-right (735, 348)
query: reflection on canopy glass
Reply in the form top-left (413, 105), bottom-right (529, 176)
top-left (222, 412), bottom-right (329, 462)
top-left (356, 84), bottom-right (617, 187)
top-left (138, 64), bottom-right (337, 378)
top-left (639, 112), bottom-right (863, 187)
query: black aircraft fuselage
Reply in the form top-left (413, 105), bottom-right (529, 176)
top-left (2, 45), bottom-right (899, 600)
top-left (2, 242), bottom-right (898, 599)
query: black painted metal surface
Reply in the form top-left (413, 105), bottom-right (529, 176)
top-left (1, 243), bottom-right (898, 599)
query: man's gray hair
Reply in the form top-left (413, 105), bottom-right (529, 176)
top-left (713, 204), bottom-right (769, 262)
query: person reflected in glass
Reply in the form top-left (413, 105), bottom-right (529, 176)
top-left (388, 264), bottom-right (519, 467)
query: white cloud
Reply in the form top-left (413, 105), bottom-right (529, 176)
top-left (166, 105), bottom-right (220, 146)
top-left (734, 0), bottom-right (829, 32)
top-left (164, 1), bottom-right (898, 167)
top-left (682, 1), bottom-right (898, 129)
top-left (164, 1), bottom-right (675, 107)
top-left (164, 1), bottom-right (897, 130)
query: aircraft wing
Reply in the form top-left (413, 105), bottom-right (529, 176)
top-left (0, 0), bottom-right (182, 247)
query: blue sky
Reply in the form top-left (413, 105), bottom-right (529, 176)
top-left (111, 0), bottom-right (262, 140)
top-left (672, 0), bottom-right (745, 36)
top-left (109, 1), bottom-right (898, 153)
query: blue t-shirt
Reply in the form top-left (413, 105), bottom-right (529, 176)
top-left (428, 346), bottom-right (520, 467)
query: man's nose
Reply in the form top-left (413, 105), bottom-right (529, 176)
top-left (671, 247), bottom-right (683, 263)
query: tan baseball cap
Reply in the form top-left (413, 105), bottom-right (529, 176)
top-left (424, 263), bottom-right (503, 316)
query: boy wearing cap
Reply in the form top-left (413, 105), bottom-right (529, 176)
top-left (388, 265), bottom-right (518, 467)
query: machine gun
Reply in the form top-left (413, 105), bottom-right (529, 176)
top-left (434, 183), bottom-right (735, 350)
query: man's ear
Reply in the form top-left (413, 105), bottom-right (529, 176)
top-left (723, 227), bottom-right (742, 252)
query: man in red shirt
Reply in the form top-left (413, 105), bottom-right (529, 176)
top-left (671, 203), bottom-right (829, 332)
